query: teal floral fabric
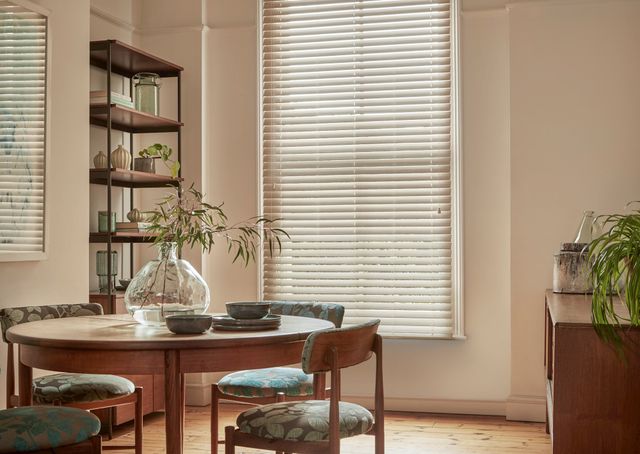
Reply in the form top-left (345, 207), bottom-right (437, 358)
top-left (301, 320), bottom-right (380, 374)
top-left (218, 367), bottom-right (314, 398)
top-left (32, 373), bottom-right (135, 405)
top-left (0, 406), bottom-right (100, 453)
top-left (0, 304), bottom-right (103, 342)
top-left (236, 400), bottom-right (373, 442)
top-left (269, 302), bottom-right (345, 328)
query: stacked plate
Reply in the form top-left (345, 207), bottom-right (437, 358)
top-left (211, 314), bottom-right (281, 332)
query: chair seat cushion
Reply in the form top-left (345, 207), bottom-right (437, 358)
top-left (0, 406), bottom-right (100, 453)
top-left (218, 367), bottom-right (314, 398)
top-left (237, 400), bottom-right (374, 442)
top-left (33, 373), bottom-right (135, 404)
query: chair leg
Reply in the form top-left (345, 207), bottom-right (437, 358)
top-left (211, 384), bottom-right (219, 453)
top-left (224, 426), bottom-right (235, 454)
top-left (134, 387), bottom-right (143, 454)
top-left (91, 434), bottom-right (102, 453)
top-left (274, 392), bottom-right (285, 454)
top-left (107, 407), bottom-right (114, 440)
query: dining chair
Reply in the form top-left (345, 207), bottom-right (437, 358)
top-left (223, 319), bottom-right (384, 454)
top-left (210, 302), bottom-right (345, 451)
top-left (0, 304), bottom-right (143, 454)
top-left (0, 406), bottom-right (102, 453)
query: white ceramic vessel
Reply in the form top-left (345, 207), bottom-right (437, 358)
top-left (111, 144), bottom-right (131, 170)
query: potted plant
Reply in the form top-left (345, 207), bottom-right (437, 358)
top-left (588, 205), bottom-right (640, 348)
top-left (134, 143), bottom-right (180, 177)
top-left (123, 183), bottom-right (287, 325)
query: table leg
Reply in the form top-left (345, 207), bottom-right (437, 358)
top-left (181, 374), bottom-right (186, 452)
top-left (165, 350), bottom-right (182, 454)
top-left (18, 348), bottom-right (32, 406)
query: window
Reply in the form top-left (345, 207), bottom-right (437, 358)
top-left (0, 0), bottom-right (49, 261)
top-left (260, 0), bottom-right (461, 339)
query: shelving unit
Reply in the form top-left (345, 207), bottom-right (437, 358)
top-left (89, 39), bottom-right (183, 426)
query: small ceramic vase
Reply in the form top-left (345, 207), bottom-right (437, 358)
top-left (93, 150), bottom-right (108, 169)
top-left (127, 208), bottom-right (144, 222)
top-left (111, 145), bottom-right (131, 170)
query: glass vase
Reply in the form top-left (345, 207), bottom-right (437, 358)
top-left (133, 72), bottom-right (160, 116)
top-left (124, 242), bottom-right (210, 326)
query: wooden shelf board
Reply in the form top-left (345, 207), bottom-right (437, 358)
top-left (90, 40), bottom-right (183, 78)
top-left (89, 232), bottom-right (157, 243)
top-left (90, 168), bottom-right (181, 188)
top-left (90, 104), bottom-right (182, 133)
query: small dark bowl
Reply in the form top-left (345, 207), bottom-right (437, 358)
top-left (119, 279), bottom-right (131, 289)
top-left (165, 314), bottom-right (212, 334)
top-left (226, 302), bottom-right (271, 320)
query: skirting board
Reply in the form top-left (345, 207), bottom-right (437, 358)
top-left (505, 394), bottom-right (546, 422)
top-left (186, 383), bottom-right (507, 417)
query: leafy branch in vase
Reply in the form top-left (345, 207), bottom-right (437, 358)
top-left (136, 184), bottom-right (288, 311)
top-left (146, 183), bottom-right (288, 261)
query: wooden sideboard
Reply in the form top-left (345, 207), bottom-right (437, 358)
top-left (545, 290), bottom-right (640, 453)
top-left (89, 292), bottom-right (164, 425)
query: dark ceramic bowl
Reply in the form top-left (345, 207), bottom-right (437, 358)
top-left (225, 302), bottom-right (271, 320)
top-left (165, 314), bottom-right (212, 334)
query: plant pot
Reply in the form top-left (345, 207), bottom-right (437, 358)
top-left (124, 242), bottom-right (210, 325)
top-left (133, 157), bottom-right (156, 173)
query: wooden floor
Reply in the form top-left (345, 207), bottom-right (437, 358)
top-left (105, 404), bottom-right (551, 453)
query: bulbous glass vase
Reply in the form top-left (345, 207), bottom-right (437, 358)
top-left (124, 242), bottom-right (210, 325)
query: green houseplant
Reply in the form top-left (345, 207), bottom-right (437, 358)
top-left (123, 183), bottom-right (287, 325)
top-left (588, 206), bottom-right (640, 347)
top-left (134, 143), bottom-right (180, 177)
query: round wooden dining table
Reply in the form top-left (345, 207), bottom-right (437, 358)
top-left (6, 314), bottom-right (334, 454)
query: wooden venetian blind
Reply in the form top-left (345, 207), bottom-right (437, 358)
top-left (0, 1), bottom-right (47, 259)
top-left (260, 0), bottom-right (459, 338)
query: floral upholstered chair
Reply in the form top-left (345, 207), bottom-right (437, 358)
top-left (0, 406), bottom-right (101, 453)
top-left (210, 301), bottom-right (345, 451)
top-left (0, 304), bottom-right (143, 453)
top-left (223, 319), bottom-right (384, 454)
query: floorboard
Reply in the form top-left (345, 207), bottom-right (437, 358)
top-left (104, 404), bottom-right (551, 453)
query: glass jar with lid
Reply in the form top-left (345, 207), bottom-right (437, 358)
top-left (133, 72), bottom-right (160, 115)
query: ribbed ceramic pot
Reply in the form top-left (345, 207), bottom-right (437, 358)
top-left (111, 145), bottom-right (131, 170)
top-left (93, 150), bottom-right (108, 169)
top-left (127, 208), bottom-right (144, 222)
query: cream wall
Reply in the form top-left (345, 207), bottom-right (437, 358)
top-left (507, 0), bottom-right (640, 419)
top-left (204, 0), bottom-right (260, 313)
top-left (0, 0), bottom-right (91, 409)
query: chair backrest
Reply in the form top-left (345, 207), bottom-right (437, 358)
top-left (0, 303), bottom-right (103, 408)
top-left (0, 303), bottom-right (103, 342)
top-left (300, 320), bottom-right (383, 453)
top-left (301, 319), bottom-right (380, 374)
top-left (268, 301), bottom-right (345, 328)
